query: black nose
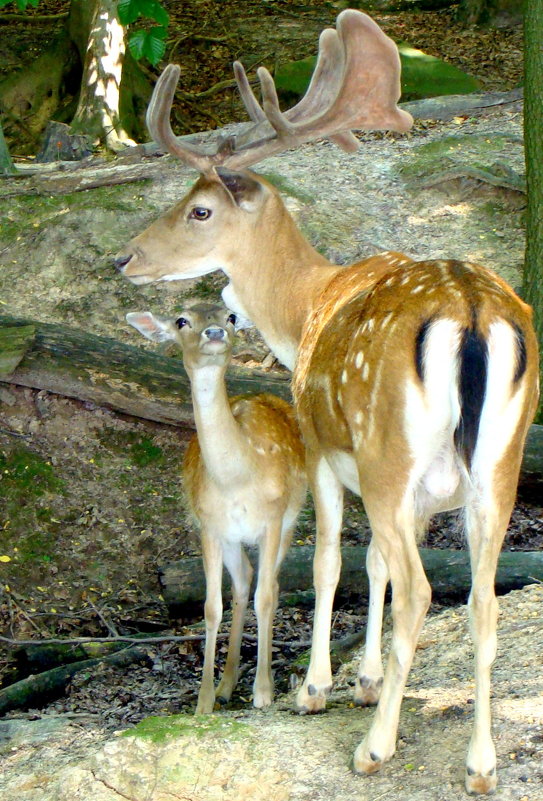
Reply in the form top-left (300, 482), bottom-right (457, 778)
top-left (114, 254), bottom-right (132, 272)
top-left (204, 327), bottom-right (226, 341)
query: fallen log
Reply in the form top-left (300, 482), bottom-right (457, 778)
top-left (401, 88), bottom-right (523, 121)
top-left (0, 314), bottom-right (290, 426)
top-left (159, 547), bottom-right (543, 615)
top-left (0, 316), bottom-right (541, 478)
top-left (0, 645), bottom-right (151, 715)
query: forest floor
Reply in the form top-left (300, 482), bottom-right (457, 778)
top-left (0, 0), bottom-right (541, 747)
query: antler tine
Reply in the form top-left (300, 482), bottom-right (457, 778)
top-left (233, 61), bottom-right (267, 123)
top-left (146, 64), bottom-right (215, 173)
top-left (145, 11), bottom-right (412, 174)
top-left (329, 10), bottom-right (413, 132)
top-left (220, 10), bottom-right (411, 171)
top-left (286, 28), bottom-right (344, 124)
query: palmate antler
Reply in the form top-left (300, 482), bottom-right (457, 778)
top-left (146, 9), bottom-right (413, 174)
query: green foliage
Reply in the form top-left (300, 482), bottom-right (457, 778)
top-left (0, 447), bottom-right (63, 498)
top-left (274, 45), bottom-right (480, 104)
top-left (118, 0), bottom-right (169, 66)
top-left (0, 0), bottom-right (39, 8)
top-left (118, 0), bottom-right (169, 26)
top-left (398, 44), bottom-right (480, 100)
top-left (128, 26), bottom-right (167, 65)
top-left (129, 437), bottom-right (164, 467)
top-left (0, 0), bottom-right (169, 67)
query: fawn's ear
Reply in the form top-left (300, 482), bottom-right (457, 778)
top-left (126, 312), bottom-right (176, 343)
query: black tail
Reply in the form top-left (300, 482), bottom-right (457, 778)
top-left (454, 327), bottom-right (488, 470)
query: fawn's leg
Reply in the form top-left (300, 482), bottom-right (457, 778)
top-left (195, 532), bottom-right (223, 714)
top-left (215, 543), bottom-right (253, 704)
top-left (252, 517), bottom-right (283, 708)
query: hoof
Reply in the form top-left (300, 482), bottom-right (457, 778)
top-left (465, 766), bottom-right (497, 795)
top-left (353, 744), bottom-right (383, 776)
top-left (253, 690), bottom-right (273, 709)
top-left (353, 675), bottom-right (383, 707)
top-left (295, 682), bottom-right (331, 714)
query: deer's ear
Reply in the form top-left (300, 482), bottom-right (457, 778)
top-left (126, 312), bottom-right (176, 343)
top-left (215, 167), bottom-right (264, 212)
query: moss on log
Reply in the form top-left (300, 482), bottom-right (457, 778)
top-left (0, 645), bottom-right (151, 715)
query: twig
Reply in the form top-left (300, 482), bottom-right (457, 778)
top-left (86, 598), bottom-right (120, 638)
top-left (0, 632), bottom-right (313, 648)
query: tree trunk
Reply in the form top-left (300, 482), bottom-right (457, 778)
top-left (69, 0), bottom-right (136, 151)
top-left (159, 547), bottom-right (543, 615)
top-left (0, 0), bottom-right (150, 156)
top-left (0, 121), bottom-right (16, 175)
top-left (523, 0), bottom-right (543, 423)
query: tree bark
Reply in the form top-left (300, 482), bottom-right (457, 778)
top-left (0, 0), bottom-right (150, 156)
top-left (69, 0), bottom-right (136, 151)
top-left (523, 0), bottom-right (543, 422)
top-left (159, 547), bottom-right (543, 615)
top-left (0, 121), bottom-right (16, 175)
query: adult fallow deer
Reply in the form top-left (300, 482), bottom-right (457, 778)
top-left (127, 305), bottom-right (306, 712)
top-left (115, 10), bottom-right (539, 794)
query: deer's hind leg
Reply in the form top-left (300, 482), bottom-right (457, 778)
top-left (463, 485), bottom-right (517, 795)
top-left (354, 538), bottom-right (388, 706)
top-left (353, 490), bottom-right (431, 774)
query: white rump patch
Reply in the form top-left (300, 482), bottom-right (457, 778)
top-left (472, 320), bottom-right (527, 494)
top-left (404, 318), bottom-right (462, 502)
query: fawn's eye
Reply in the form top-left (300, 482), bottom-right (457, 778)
top-left (189, 207), bottom-right (212, 221)
top-left (175, 317), bottom-right (189, 329)
top-left (227, 313), bottom-right (237, 326)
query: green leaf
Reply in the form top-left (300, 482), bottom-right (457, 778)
top-left (118, 0), bottom-right (169, 26)
top-left (117, 0), bottom-right (141, 25)
top-left (128, 29), bottom-right (147, 60)
top-left (128, 27), bottom-right (167, 66)
top-left (0, 0), bottom-right (40, 8)
top-left (139, 0), bottom-right (169, 25)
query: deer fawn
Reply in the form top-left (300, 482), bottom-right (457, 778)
top-left (116, 10), bottom-right (539, 794)
top-left (126, 305), bottom-right (307, 713)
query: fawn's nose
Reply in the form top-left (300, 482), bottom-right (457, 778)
top-left (204, 327), bottom-right (226, 341)
top-left (114, 254), bottom-right (133, 272)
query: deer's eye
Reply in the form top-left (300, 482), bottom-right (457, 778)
top-left (227, 313), bottom-right (237, 326)
top-left (175, 317), bottom-right (189, 329)
top-left (189, 207), bottom-right (212, 221)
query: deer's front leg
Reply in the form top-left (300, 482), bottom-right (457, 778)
top-left (354, 538), bottom-right (388, 706)
top-left (216, 544), bottom-right (252, 705)
top-left (296, 455), bottom-right (344, 713)
top-left (196, 533), bottom-right (223, 714)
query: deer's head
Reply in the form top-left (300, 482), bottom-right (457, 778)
top-left (115, 10), bottom-right (412, 286)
